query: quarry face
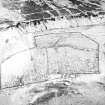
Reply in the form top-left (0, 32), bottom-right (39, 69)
top-left (0, 0), bottom-right (105, 105)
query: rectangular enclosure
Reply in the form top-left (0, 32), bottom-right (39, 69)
top-left (35, 32), bottom-right (99, 75)
top-left (1, 32), bottom-right (99, 88)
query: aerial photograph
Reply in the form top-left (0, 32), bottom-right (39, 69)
top-left (0, 0), bottom-right (105, 105)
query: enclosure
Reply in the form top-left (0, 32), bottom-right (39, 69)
top-left (0, 31), bottom-right (99, 88)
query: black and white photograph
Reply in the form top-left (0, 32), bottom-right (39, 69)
top-left (0, 0), bottom-right (105, 105)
